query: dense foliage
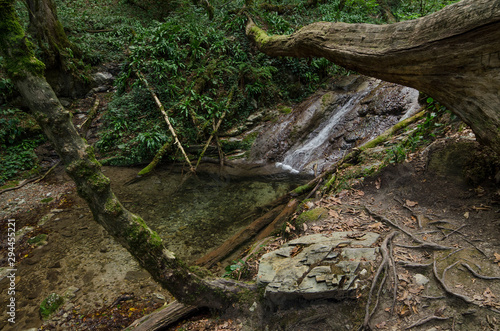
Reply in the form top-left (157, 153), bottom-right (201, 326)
top-left (0, 0), bottom-right (459, 180)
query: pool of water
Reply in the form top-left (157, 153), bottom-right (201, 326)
top-left (103, 163), bottom-right (307, 262)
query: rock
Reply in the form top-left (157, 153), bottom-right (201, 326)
top-left (63, 286), bottom-right (80, 300)
top-left (93, 72), bottom-right (114, 85)
top-left (257, 231), bottom-right (380, 305)
top-left (414, 273), bottom-right (430, 286)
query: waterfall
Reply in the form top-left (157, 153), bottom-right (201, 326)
top-left (277, 91), bottom-right (369, 174)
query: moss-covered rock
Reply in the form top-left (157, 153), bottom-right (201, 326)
top-left (39, 293), bottom-right (64, 319)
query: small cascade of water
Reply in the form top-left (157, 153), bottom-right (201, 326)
top-left (251, 76), bottom-right (421, 175)
top-left (277, 91), bottom-right (369, 174)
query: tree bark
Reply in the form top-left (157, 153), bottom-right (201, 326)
top-left (246, 0), bottom-right (500, 155)
top-left (26, 0), bottom-right (89, 97)
top-left (1, 0), bottom-right (254, 310)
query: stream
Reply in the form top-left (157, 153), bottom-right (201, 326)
top-left (104, 164), bottom-right (307, 262)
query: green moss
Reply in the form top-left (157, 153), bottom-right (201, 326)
top-left (104, 198), bottom-right (123, 216)
top-left (292, 183), bottom-right (314, 195)
top-left (296, 207), bottom-right (328, 225)
top-left (39, 293), bottom-right (64, 319)
top-left (88, 172), bottom-right (110, 192)
top-left (0, 1), bottom-right (45, 79)
top-left (28, 233), bottom-right (48, 245)
top-left (249, 26), bottom-right (271, 46)
top-left (40, 197), bottom-right (54, 203)
top-left (278, 105), bottom-right (292, 114)
top-left (188, 265), bottom-right (213, 278)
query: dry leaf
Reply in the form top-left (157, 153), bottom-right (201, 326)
top-left (494, 252), bottom-right (500, 266)
top-left (484, 287), bottom-right (496, 299)
top-left (375, 178), bottom-right (382, 190)
top-left (367, 222), bottom-right (383, 231)
top-left (328, 209), bottom-right (339, 218)
top-left (375, 321), bottom-right (387, 329)
top-left (464, 211), bottom-right (470, 219)
top-left (406, 200), bottom-right (418, 207)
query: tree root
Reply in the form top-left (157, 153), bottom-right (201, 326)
top-left (440, 224), bottom-right (467, 241)
top-left (433, 259), bottom-right (473, 304)
top-left (461, 263), bottom-right (500, 280)
top-left (365, 207), bottom-right (452, 250)
top-left (404, 315), bottom-right (450, 330)
top-left (361, 231), bottom-right (398, 330)
top-left (397, 261), bottom-right (432, 269)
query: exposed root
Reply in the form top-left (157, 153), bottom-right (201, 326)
top-left (433, 259), bottom-right (473, 304)
top-left (461, 263), bottom-right (500, 280)
top-left (361, 231), bottom-right (398, 330)
top-left (397, 261), bottom-right (432, 269)
top-left (365, 207), bottom-right (452, 250)
top-left (440, 224), bottom-right (467, 241)
top-left (404, 315), bottom-right (451, 330)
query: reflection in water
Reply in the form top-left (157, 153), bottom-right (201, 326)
top-left (106, 165), bottom-right (306, 262)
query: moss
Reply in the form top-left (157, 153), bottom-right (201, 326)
top-left (292, 183), bottom-right (314, 195)
top-left (296, 207), bottom-right (328, 225)
top-left (0, 1), bottom-right (45, 79)
top-left (104, 198), bottom-right (123, 217)
top-left (278, 105), bottom-right (292, 114)
top-left (88, 172), bottom-right (110, 192)
top-left (28, 233), bottom-right (48, 245)
top-left (188, 265), bottom-right (213, 278)
top-left (39, 293), bottom-right (64, 319)
top-left (40, 197), bottom-right (54, 203)
top-left (249, 26), bottom-right (271, 46)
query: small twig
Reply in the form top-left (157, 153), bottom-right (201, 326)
top-left (404, 315), bottom-right (450, 330)
top-left (461, 263), bottom-right (500, 280)
top-left (440, 224), bottom-right (467, 241)
top-left (80, 96), bottom-right (100, 136)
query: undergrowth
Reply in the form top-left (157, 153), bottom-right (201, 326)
top-left (1, 0), bottom-right (460, 173)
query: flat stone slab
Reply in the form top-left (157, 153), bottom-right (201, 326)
top-left (257, 231), bottom-right (380, 305)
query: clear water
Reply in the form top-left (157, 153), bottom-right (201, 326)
top-left (104, 165), bottom-right (305, 262)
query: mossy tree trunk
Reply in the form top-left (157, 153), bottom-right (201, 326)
top-left (246, 0), bottom-right (500, 156)
top-left (0, 0), bottom-right (255, 310)
top-left (25, 0), bottom-right (88, 96)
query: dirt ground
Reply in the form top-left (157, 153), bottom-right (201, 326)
top-left (1, 128), bottom-right (500, 330)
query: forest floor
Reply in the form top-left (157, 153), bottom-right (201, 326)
top-left (0, 103), bottom-right (500, 330)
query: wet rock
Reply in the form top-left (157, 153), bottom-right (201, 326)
top-left (257, 231), bottom-right (380, 305)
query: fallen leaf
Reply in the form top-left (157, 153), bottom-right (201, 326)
top-left (484, 287), bottom-right (496, 299)
top-left (375, 178), bottom-right (382, 190)
top-left (328, 209), bottom-right (339, 218)
top-left (375, 321), bottom-right (387, 329)
top-left (494, 252), bottom-right (500, 266)
top-left (464, 211), bottom-right (470, 219)
top-left (406, 200), bottom-right (418, 207)
top-left (367, 222), bottom-right (383, 231)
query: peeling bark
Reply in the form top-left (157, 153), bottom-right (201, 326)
top-left (246, 0), bottom-right (500, 155)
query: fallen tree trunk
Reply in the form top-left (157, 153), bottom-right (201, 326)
top-left (246, 0), bottom-right (500, 155)
top-left (125, 300), bottom-right (198, 331)
top-left (1, 0), bottom-right (254, 311)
